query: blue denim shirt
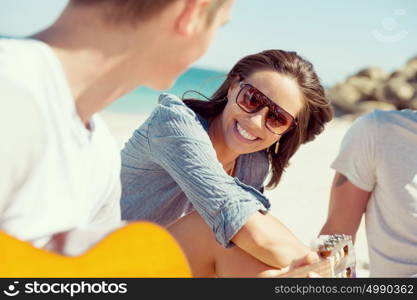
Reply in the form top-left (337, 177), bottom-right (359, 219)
top-left (121, 93), bottom-right (271, 247)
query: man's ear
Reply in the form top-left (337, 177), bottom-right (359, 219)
top-left (176, 0), bottom-right (211, 36)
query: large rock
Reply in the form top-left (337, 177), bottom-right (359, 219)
top-left (409, 99), bottom-right (417, 110)
top-left (328, 56), bottom-right (417, 116)
top-left (328, 67), bottom-right (389, 113)
top-left (403, 57), bottom-right (417, 86)
top-left (355, 66), bottom-right (389, 82)
top-left (389, 56), bottom-right (417, 85)
top-left (327, 83), bottom-right (363, 112)
top-left (406, 56), bottom-right (417, 71)
top-left (375, 77), bottom-right (415, 107)
top-left (346, 76), bottom-right (377, 98)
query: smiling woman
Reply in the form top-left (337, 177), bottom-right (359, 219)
top-left (120, 49), bottom-right (333, 277)
top-left (184, 50), bottom-right (333, 187)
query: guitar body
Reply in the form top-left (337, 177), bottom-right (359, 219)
top-left (0, 222), bottom-right (191, 277)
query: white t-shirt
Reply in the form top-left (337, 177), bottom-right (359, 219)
top-left (331, 109), bottom-right (417, 277)
top-left (0, 38), bottom-right (122, 253)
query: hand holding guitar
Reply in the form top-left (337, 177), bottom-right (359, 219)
top-left (278, 234), bottom-right (356, 278)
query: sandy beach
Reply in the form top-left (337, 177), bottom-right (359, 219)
top-left (101, 110), bottom-right (370, 277)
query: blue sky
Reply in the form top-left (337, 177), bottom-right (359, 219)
top-left (1, 0), bottom-right (416, 86)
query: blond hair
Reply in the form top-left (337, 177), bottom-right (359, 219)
top-left (70, 0), bottom-right (226, 25)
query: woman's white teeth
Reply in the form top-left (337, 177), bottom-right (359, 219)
top-left (237, 122), bottom-right (257, 141)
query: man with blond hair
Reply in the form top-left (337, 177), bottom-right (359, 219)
top-left (0, 0), bottom-right (234, 254)
top-left (0, 0), bottom-right (319, 276)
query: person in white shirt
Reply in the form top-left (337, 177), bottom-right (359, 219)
top-left (0, 0), bottom-right (234, 254)
top-left (0, 0), bottom-right (320, 277)
top-left (320, 109), bottom-right (417, 277)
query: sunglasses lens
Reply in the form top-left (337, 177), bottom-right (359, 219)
top-left (238, 86), bottom-right (262, 112)
top-left (266, 111), bottom-right (291, 134)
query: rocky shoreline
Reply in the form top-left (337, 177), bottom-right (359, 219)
top-left (327, 56), bottom-right (417, 119)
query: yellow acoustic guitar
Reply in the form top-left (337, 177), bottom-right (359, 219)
top-left (0, 222), bottom-right (191, 277)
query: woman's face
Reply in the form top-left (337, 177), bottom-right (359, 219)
top-left (219, 70), bottom-right (304, 155)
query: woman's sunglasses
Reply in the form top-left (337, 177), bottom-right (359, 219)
top-left (236, 82), bottom-right (297, 135)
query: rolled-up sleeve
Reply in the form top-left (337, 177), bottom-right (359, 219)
top-left (147, 94), bottom-right (270, 247)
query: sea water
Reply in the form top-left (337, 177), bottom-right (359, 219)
top-left (105, 67), bottom-right (226, 115)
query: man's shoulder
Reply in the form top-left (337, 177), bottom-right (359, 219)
top-left (0, 38), bottom-right (45, 53)
top-left (0, 38), bottom-right (46, 72)
top-left (350, 109), bottom-right (417, 133)
top-left (0, 77), bottom-right (47, 197)
top-left (0, 38), bottom-right (54, 97)
top-left (372, 109), bottom-right (417, 127)
top-left (0, 77), bottom-right (42, 115)
top-left (0, 68), bottom-right (48, 158)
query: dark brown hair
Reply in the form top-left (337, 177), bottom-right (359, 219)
top-left (70, 0), bottom-right (226, 24)
top-left (184, 50), bottom-right (333, 189)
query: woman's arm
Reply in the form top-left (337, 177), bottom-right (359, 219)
top-left (233, 211), bottom-right (310, 268)
top-left (168, 210), bottom-right (317, 277)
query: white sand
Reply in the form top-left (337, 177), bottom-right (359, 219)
top-left (101, 110), bottom-right (370, 277)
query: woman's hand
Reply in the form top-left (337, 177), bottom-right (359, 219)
top-left (258, 252), bottom-right (321, 278)
top-left (286, 252), bottom-right (321, 277)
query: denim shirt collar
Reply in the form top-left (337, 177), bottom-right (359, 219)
top-left (196, 113), bottom-right (210, 132)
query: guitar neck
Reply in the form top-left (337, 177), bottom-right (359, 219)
top-left (278, 234), bottom-right (357, 278)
